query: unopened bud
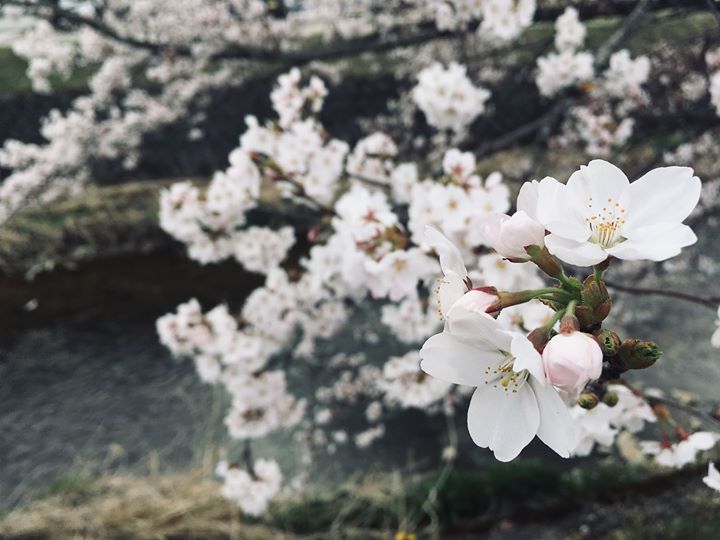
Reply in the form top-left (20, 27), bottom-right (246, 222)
top-left (603, 391), bottom-right (619, 407)
top-left (576, 276), bottom-right (612, 326)
top-left (578, 392), bottom-right (599, 410)
top-left (617, 339), bottom-right (662, 369)
top-left (559, 313), bottom-right (580, 334)
top-left (595, 329), bottom-right (621, 356)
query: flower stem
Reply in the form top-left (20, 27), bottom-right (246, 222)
top-left (557, 271), bottom-right (582, 292)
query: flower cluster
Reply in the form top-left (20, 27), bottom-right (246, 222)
top-left (412, 62), bottom-right (491, 133)
top-left (156, 68), bottom-right (540, 511)
top-left (155, 67), bottom-right (718, 514)
top-left (426, 0), bottom-right (535, 41)
top-left (215, 459), bottom-right (283, 516)
top-left (535, 8), bottom-right (594, 98)
top-left (419, 158), bottom-right (704, 461)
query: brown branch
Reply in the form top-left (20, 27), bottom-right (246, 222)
top-left (646, 395), bottom-right (720, 429)
top-left (1, 0), bottom-right (702, 67)
top-left (605, 281), bottom-right (720, 310)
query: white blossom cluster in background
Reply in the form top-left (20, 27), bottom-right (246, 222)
top-left (571, 385), bottom-right (656, 456)
top-left (215, 459), bottom-right (283, 516)
top-left (534, 7), bottom-right (651, 156)
top-left (156, 66), bottom-right (720, 514)
top-left (412, 62), bottom-right (491, 133)
top-left (425, 0), bottom-right (536, 41)
top-left (0, 0), bottom-right (541, 224)
top-left (157, 67), bottom-right (564, 512)
top-left (535, 7), bottom-right (594, 98)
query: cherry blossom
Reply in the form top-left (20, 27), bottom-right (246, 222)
top-left (641, 432), bottom-right (720, 469)
top-left (536, 160), bottom-right (701, 266)
top-left (420, 302), bottom-right (576, 461)
top-left (704, 462), bottom-right (720, 492)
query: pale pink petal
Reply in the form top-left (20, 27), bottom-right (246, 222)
top-left (420, 332), bottom-right (500, 386)
top-left (510, 334), bottom-right (546, 385)
top-left (545, 234), bottom-right (608, 266)
top-left (531, 379), bottom-right (577, 458)
top-left (425, 225), bottom-right (467, 278)
top-left (623, 167), bottom-right (701, 233)
top-left (606, 223), bottom-right (697, 261)
top-left (447, 304), bottom-right (513, 351)
top-left (489, 385), bottom-right (540, 462)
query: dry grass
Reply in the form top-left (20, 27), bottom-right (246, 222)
top-left (0, 471), bottom-right (287, 540)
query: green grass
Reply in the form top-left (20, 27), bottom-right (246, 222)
top-left (267, 460), bottom-right (659, 534)
top-left (0, 47), bottom-right (32, 93)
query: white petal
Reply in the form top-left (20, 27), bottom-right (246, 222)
top-left (606, 223), bottom-right (697, 261)
top-left (567, 160), bottom-right (630, 207)
top-left (448, 304), bottom-right (512, 351)
top-left (531, 380), bottom-right (577, 458)
top-left (435, 272), bottom-right (467, 318)
top-left (534, 176), bottom-right (569, 227)
top-left (516, 181), bottom-right (539, 221)
top-left (510, 334), bottom-right (546, 385)
top-left (466, 386), bottom-right (501, 449)
top-left (545, 234), bottom-right (609, 266)
top-left (425, 226), bottom-right (467, 278)
top-left (710, 462), bottom-right (720, 480)
top-left (539, 175), bottom-right (590, 243)
top-left (491, 385), bottom-right (540, 461)
top-left (467, 384), bottom-right (540, 461)
top-left (420, 332), bottom-right (501, 386)
top-left (623, 167), bottom-right (701, 233)
top-left (689, 431), bottom-right (720, 451)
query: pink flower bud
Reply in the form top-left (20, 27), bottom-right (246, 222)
top-left (480, 211), bottom-right (546, 260)
top-left (541, 331), bottom-right (603, 396)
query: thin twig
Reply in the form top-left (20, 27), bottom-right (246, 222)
top-left (475, 98), bottom-right (569, 158)
top-left (646, 395), bottom-right (720, 429)
top-left (605, 281), bottom-right (720, 310)
top-left (596, 0), bottom-right (655, 66)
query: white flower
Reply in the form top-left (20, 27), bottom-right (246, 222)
top-left (536, 160), bottom-right (700, 266)
top-left (554, 7), bottom-right (586, 52)
top-left (480, 210), bottom-right (546, 260)
top-left (219, 459), bottom-right (282, 516)
top-left (710, 71), bottom-right (720, 116)
top-left (641, 432), bottom-right (720, 468)
top-left (412, 62), bottom-right (491, 132)
top-left (442, 149), bottom-right (476, 182)
top-left (424, 226), bottom-right (472, 318)
top-left (381, 351), bottom-right (450, 408)
top-left (603, 49), bottom-right (650, 98)
top-left (570, 384), bottom-right (655, 456)
top-left (476, 252), bottom-right (544, 291)
top-left (704, 462), bottom-right (720, 492)
top-left (536, 50), bottom-right (594, 97)
top-left (419, 302), bottom-right (576, 461)
top-left (542, 331), bottom-right (603, 396)
top-left (712, 305), bottom-right (720, 348)
top-left (365, 248), bottom-right (437, 301)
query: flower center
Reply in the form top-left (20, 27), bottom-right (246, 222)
top-left (585, 196), bottom-right (626, 248)
top-left (483, 353), bottom-right (528, 394)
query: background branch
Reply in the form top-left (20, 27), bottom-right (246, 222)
top-left (605, 281), bottom-right (720, 310)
